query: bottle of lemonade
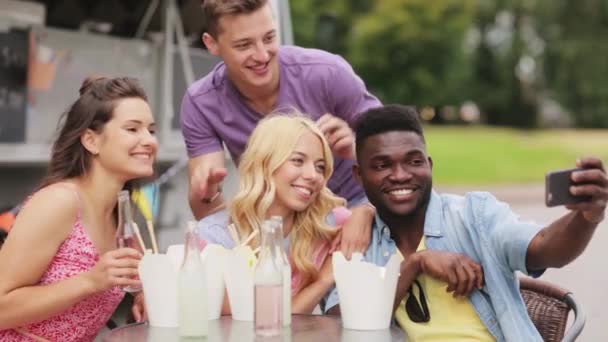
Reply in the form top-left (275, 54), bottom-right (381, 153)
top-left (177, 221), bottom-right (208, 337)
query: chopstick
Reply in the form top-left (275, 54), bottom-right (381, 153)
top-left (131, 222), bottom-right (147, 253)
top-left (145, 220), bottom-right (159, 254)
top-left (240, 229), bottom-right (259, 247)
top-left (227, 223), bottom-right (240, 245)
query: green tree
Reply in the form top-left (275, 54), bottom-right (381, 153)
top-left (346, 0), bottom-right (476, 107)
top-left (471, 0), bottom-right (539, 127)
top-left (292, 0), bottom-right (479, 114)
top-left (535, 0), bottom-right (608, 127)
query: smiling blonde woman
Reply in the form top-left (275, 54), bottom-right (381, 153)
top-left (198, 113), bottom-right (366, 314)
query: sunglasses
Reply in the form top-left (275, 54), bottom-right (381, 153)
top-left (405, 280), bottom-right (430, 323)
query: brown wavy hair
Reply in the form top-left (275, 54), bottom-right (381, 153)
top-left (40, 76), bottom-right (149, 193)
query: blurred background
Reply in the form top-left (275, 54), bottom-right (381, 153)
top-left (1, 0), bottom-right (607, 340)
top-left (290, 0), bottom-right (608, 185)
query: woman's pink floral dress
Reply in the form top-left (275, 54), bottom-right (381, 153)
top-left (0, 209), bottom-right (125, 341)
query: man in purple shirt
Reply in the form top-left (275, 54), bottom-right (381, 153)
top-left (181, 0), bottom-right (381, 249)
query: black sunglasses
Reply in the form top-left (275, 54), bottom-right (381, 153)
top-left (405, 280), bottom-right (430, 323)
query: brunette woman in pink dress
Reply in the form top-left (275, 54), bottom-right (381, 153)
top-left (0, 76), bottom-right (158, 341)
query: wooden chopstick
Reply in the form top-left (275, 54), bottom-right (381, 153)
top-left (145, 220), bottom-right (159, 254)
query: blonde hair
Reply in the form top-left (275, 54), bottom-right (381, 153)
top-left (230, 112), bottom-right (345, 282)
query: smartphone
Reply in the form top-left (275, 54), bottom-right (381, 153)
top-left (545, 168), bottom-right (590, 207)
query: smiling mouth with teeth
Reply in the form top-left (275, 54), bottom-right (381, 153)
top-left (293, 185), bottom-right (313, 196)
top-left (132, 153), bottom-right (152, 160)
top-left (389, 189), bottom-right (413, 196)
top-left (249, 62), bottom-right (269, 71)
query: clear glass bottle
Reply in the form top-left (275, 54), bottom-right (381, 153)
top-left (115, 190), bottom-right (142, 293)
top-left (178, 221), bottom-right (208, 337)
top-left (254, 221), bottom-right (283, 336)
top-left (270, 216), bottom-right (292, 327)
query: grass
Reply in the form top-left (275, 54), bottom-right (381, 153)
top-left (424, 126), bottom-right (608, 185)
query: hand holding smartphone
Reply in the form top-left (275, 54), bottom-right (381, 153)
top-left (545, 168), bottom-right (591, 207)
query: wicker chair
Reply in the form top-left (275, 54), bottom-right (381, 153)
top-left (520, 276), bottom-right (585, 342)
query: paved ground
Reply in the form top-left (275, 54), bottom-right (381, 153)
top-left (439, 184), bottom-right (607, 341)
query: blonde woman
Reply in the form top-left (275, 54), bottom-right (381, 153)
top-left (198, 114), bottom-right (375, 313)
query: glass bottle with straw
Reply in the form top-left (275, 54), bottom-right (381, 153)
top-left (178, 221), bottom-right (208, 337)
top-left (115, 190), bottom-right (145, 293)
top-left (270, 215), bottom-right (292, 327)
top-left (254, 221), bottom-right (283, 336)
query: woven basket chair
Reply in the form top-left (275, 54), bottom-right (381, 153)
top-left (520, 276), bottom-right (586, 342)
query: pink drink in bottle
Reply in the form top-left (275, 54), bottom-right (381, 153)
top-left (115, 190), bottom-right (142, 293)
top-left (254, 221), bottom-right (283, 336)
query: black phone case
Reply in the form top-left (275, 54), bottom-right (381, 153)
top-left (545, 168), bottom-right (589, 207)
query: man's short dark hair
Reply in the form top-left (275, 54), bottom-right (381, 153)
top-left (355, 104), bottom-right (425, 158)
top-left (201, 0), bottom-right (268, 37)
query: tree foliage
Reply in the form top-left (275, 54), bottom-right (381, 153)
top-left (534, 0), bottom-right (608, 127)
top-left (290, 0), bottom-right (608, 128)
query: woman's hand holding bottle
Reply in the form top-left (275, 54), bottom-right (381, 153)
top-left (115, 190), bottom-right (145, 292)
top-left (83, 248), bottom-right (142, 293)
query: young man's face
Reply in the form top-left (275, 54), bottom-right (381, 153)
top-left (354, 131), bottom-right (433, 218)
top-left (204, 3), bottom-right (279, 92)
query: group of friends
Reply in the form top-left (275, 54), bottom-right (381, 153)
top-left (0, 0), bottom-right (606, 341)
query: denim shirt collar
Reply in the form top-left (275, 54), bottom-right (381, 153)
top-left (373, 213), bottom-right (389, 240)
top-left (423, 190), bottom-right (444, 238)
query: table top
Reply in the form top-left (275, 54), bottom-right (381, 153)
top-left (103, 315), bottom-right (407, 342)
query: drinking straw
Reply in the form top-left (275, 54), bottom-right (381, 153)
top-left (145, 220), bottom-right (159, 254)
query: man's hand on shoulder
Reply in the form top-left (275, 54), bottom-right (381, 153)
top-left (567, 157), bottom-right (607, 224)
top-left (339, 204), bottom-right (375, 259)
top-left (316, 113), bottom-right (355, 160)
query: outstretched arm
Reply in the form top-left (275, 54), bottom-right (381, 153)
top-left (526, 157), bottom-right (607, 271)
top-left (187, 152), bottom-right (227, 220)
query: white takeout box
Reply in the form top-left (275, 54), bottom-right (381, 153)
top-left (138, 253), bottom-right (179, 327)
top-left (223, 245), bottom-right (257, 321)
top-left (165, 244), bottom-right (185, 271)
top-left (200, 243), bottom-right (227, 319)
top-left (333, 251), bottom-right (401, 330)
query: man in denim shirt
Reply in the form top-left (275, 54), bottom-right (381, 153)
top-left (325, 105), bottom-right (607, 341)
